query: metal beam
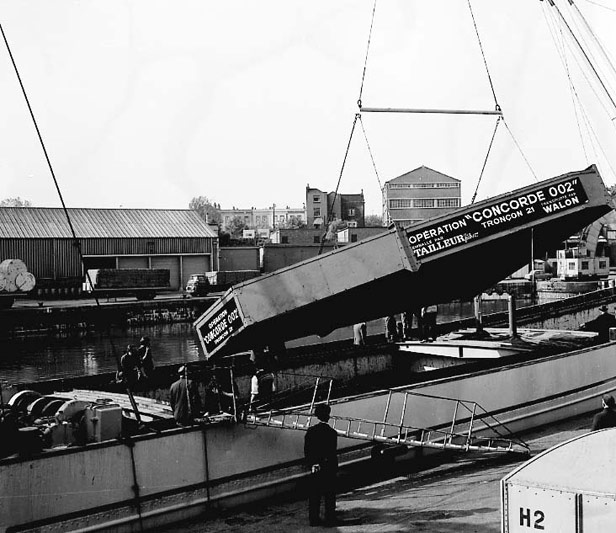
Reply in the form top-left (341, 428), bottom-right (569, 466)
top-left (360, 106), bottom-right (503, 116)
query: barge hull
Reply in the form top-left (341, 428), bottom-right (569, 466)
top-left (4, 338), bottom-right (616, 532)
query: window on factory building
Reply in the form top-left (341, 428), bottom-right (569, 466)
top-left (389, 182), bottom-right (459, 189)
top-left (281, 236), bottom-right (289, 244)
top-left (389, 199), bottom-right (413, 209)
top-left (313, 236), bottom-right (320, 244)
top-left (351, 234), bottom-right (358, 242)
top-left (437, 198), bottom-right (461, 208)
top-left (413, 199), bottom-right (435, 208)
top-left (313, 195), bottom-right (321, 202)
top-left (313, 207), bottom-right (321, 217)
top-left (348, 208), bottom-right (355, 216)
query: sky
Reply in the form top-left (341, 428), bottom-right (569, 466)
top-left (0, 0), bottom-right (615, 216)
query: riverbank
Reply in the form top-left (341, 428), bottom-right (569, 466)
top-left (0, 294), bottom-right (216, 340)
top-left (2, 284), bottom-right (615, 342)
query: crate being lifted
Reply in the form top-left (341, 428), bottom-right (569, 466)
top-left (194, 166), bottom-right (612, 360)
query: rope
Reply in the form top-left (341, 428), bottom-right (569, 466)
top-left (358, 114), bottom-right (382, 191)
top-left (543, 3), bottom-right (590, 161)
top-left (467, 0), bottom-right (499, 108)
top-left (582, 0), bottom-right (616, 12)
top-left (548, 1), bottom-right (616, 115)
top-left (0, 22), bottom-right (142, 423)
top-left (542, 3), bottom-right (616, 181)
top-left (502, 119), bottom-right (539, 182)
top-left (125, 437), bottom-right (145, 532)
top-left (318, 114), bottom-right (359, 255)
top-left (470, 117), bottom-right (501, 204)
top-left (357, 0), bottom-right (378, 108)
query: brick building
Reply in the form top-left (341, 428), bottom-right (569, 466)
top-left (305, 185), bottom-right (365, 228)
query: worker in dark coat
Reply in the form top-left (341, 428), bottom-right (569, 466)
top-left (385, 315), bottom-right (397, 342)
top-left (591, 394), bottom-right (616, 431)
top-left (169, 366), bottom-right (201, 426)
top-left (119, 345), bottom-right (140, 388)
top-left (304, 403), bottom-right (338, 526)
top-left (137, 336), bottom-right (154, 379)
top-left (581, 305), bottom-right (616, 343)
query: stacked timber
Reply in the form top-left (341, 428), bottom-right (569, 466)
top-left (89, 269), bottom-right (170, 289)
top-left (0, 259), bottom-right (36, 293)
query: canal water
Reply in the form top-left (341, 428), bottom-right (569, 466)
top-left (0, 298), bottom-right (528, 384)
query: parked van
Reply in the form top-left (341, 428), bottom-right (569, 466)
top-left (185, 274), bottom-right (210, 297)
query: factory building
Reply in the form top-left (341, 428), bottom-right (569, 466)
top-left (0, 207), bottom-right (218, 293)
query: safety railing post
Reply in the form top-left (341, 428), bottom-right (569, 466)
top-left (399, 391), bottom-right (409, 434)
top-left (465, 403), bottom-right (477, 451)
top-left (448, 400), bottom-right (460, 445)
top-left (326, 379), bottom-right (333, 403)
top-left (310, 377), bottom-right (320, 411)
top-left (380, 391), bottom-right (393, 437)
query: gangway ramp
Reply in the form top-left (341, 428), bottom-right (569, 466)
top-left (196, 166), bottom-right (612, 359)
top-left (246, 389), bottom-right (530, 457)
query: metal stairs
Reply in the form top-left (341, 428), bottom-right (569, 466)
top-left (246, 384), bottom-right (530, 456)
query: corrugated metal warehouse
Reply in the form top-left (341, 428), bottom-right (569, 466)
top-left (0, 208), bottom-right (218, 293)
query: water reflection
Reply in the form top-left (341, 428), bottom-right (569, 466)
top-left (0, 323), bottom-right (205, 384)
top-left (0, 298), bottom-right (531, 384)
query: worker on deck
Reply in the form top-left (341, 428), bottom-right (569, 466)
top-left (591, 394), bottom-right (616, 431)
top-left (385, 315), bottom-right (397, 342)
top-left (250, 368), bottom-right (276, 411)
top-left (353, 322), bottom-right (367, 345)
top-left (137, 336), bottom-right (154, 380)
top-left (304, 403), bottom-right (338, 527)
top-left (119, 345), bottom-right (140, 388)
top-left (169, 366), bottom-right (201, 426)
top-left (421, 305), bottom-right (438, 342)
top-left (581, 305), bottom-right (616, 343)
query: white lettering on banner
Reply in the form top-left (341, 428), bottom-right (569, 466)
top-left (200, 297), bottom-right (245, 354)
top-left (471, 191), bottom-right (546, 223)
top-left (406, 177), bottom-right (588, 259)
top-left (542, 196), bottom-right (580, 213)
top-left (208, 309), bottom-right (228, 330)
top-left (407, 219), bottom-right (468, 245)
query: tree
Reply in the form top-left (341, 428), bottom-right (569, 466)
top-left (278, 215), bottom-right (306, 229)
top-left (365, 214), bottom-right (384, 227)
top-left (189, 196), bottom-right (222, 225)
top-left (225, 215), bottom-right (247, 237)
top-left (0, 197), bottom-right (32, 207)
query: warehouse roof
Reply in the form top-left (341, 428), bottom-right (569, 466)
top-left (387, 165), bottom-right (461, 184)
top-left (0, 208), bottom-right (218, 239)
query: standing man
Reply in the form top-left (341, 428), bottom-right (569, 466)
top-left (169, 366), bottom-right (201, 426)
top-left (304, 403), bottom-right (338, 527)
top-left (119, 345), bottom-right (140, 388)
top-left (137, 336), bottom-right (154, 380)
top-left (353, 322), bottom-right (367, 346)
top-left (591, 394), bottom-right (616, 431)
top-left (421, 304), bottom-right (438, 342)
top-left (581, 305), bottom-right (616, 343)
